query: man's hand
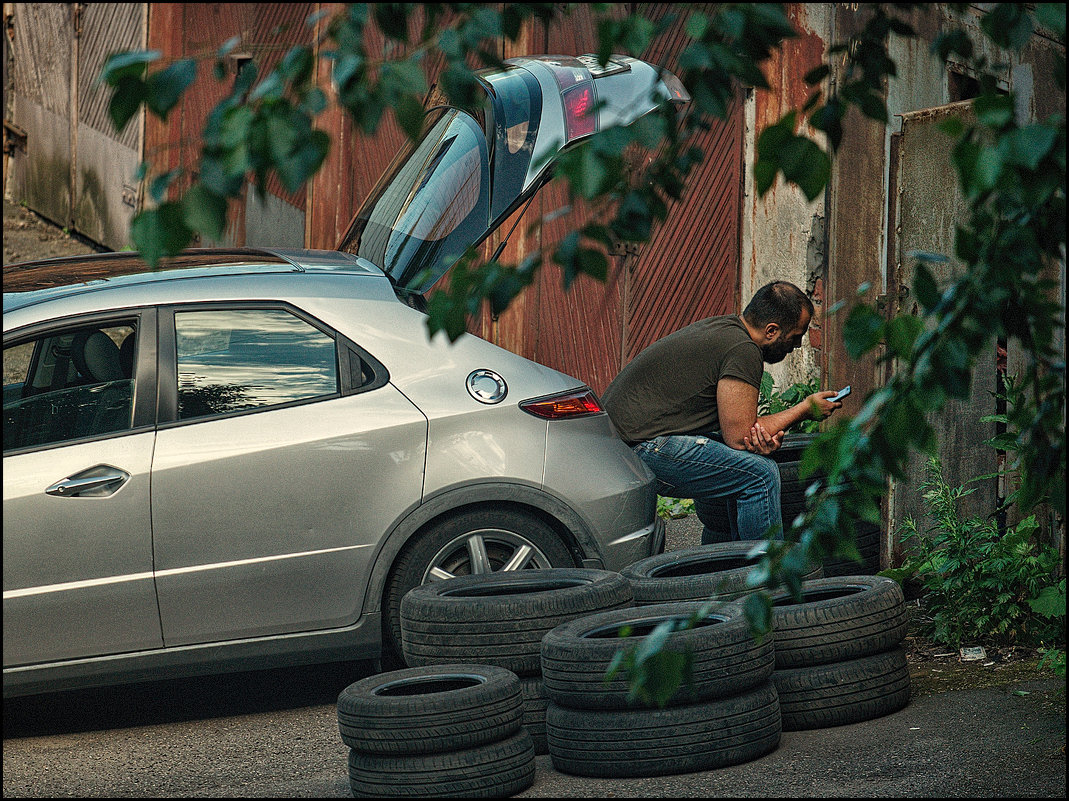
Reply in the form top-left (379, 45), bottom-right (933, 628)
top-left (806, 390), bottom-right (844, 420)
top-left (744, 422), bottom-right (783, 455)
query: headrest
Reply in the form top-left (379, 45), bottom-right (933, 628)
top-left (72, 331), bottom-right (123, 383)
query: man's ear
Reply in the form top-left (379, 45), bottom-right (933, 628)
top-left (763, 322), bottom-right (780, 342)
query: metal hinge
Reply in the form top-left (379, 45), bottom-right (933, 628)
top-left (875, 284), bottom-right (910, 313)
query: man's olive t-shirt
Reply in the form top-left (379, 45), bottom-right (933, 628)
top-left (601, 315), bottom-right (763, 444)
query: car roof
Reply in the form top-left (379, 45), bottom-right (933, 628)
top-left (2, 247), bottom-right (385, 314)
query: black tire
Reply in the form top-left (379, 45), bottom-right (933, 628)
top-left (546, 681), bottom-right (781, 778)
top-left (820, 520), bottom-right (881, 576)
top-left (520, 676), bottom-right (550, 755)
top-left (400, 568), bottom-right (633, 675)
top-left (541, 601), bottom-right (774, 708)
top-left (382, 507), bottom-right (576, 668)
top-left (347, 729), bottom-right (535, 798)
top-left (773, 646), bottom-right (911, 731)
top-left (337, 664), bottom-right (522, 754)
top-left (769, 575), bottom-right (907, 668)
top-left (621, 542), bottom-right (822, 605)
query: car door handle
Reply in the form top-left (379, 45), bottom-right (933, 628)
top-left (46, 466), bottom-right (130, 498)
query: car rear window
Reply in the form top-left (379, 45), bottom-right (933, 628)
top-left (174, 309), bottom-right (338, 420)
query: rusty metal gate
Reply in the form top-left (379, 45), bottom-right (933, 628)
top-left (885, 102), bottom-right (999, 561)
top-left (5, 2), bottom-right (144, 250)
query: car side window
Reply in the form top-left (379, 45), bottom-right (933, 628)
top-left (3, 322), bottom-right (137, 452)
top-left (174, 308), bottom-right (338, 421)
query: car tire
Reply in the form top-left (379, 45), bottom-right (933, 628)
top-left (820, 520), bottom-right (881, 576)
top-left (540, 601), bottom-right (774, 708)
top-left (336, 664), bottom-right (522, 754)
top-left (773, 646), bottom-right (911, 731)
top-left (520, 676), bottom-right (550, 755)
top-left (545, 681), bottom-right (781, 778)
top-left (347, 729), bottom-right (535, 798)
top-left (382, 507), bottom-right (576, 667)
top-left (769, 575), bottom-right (907, 668)
top-left (621, 542), bottom-right (822, 605)
top-left (399, 568), bottom-right (633, 676)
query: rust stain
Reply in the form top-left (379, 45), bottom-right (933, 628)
top-left (755, 4), bottom-right (828, 138)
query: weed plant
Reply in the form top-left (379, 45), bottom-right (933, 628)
top-left (758, 372), bottom-right (821, 434)
top-left (889, 456), bottom-right (1064, 657)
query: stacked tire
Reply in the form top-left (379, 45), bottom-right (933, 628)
top-left (337, 664), bottom-right (535, 797)
top-left (769, 575), bottom-right (911, 730)
top-left (399, 568), bottom-right (634, 754)
top-left (540, 601), bottom-right (781, 777)
top-left (621, 540), bottom-right (822, 605)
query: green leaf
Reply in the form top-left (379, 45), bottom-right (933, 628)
top-left (396, 93), bottom-right (426, 141)
top-left (107, 76), bottom-right (147, 133)
top-left (1034, 4), bottom-right (1067, 39)
top-left (278, 45), bottom-right (315, 85)
top-left (810, 102), bottom-right (843, 150)
top-left (144, 59), bottom-right (197, 120)
top-left (1002, 124), bottom-right (1058, 170)
top-left (217, 36), bottom-right (242, 58)
top-left (374, 3), bottom-right (411, 41)
top-left (130, 203), bottom-right (193, 267)
top-left (980, 3), bottom-right (1033, 50)
top-left (885, 314), bottom-right (925, 358)
top-left (912, 263), bottom-right (940, 312)
top-left (843, 303), bottom-right (884, 359)
top-left (974, 93), bottom-right (1015, 129)
top-left (100, 50), bottom-right (160, 84)
top-left (791, 139), bottom-right (831, 201)
top-left (384, 58), bottom-right (429, 97)
top-left (685, 11), bottom-right (709, 40)
top-left (742, 592), bottom-right (772, 639)
top-left (182, 183), bottom-right (228, 241)
top-left (1027, 582), bottom-right (1066, 618)
top-left (939, 116), bottom-right (966, 138)
top-left (754, 157), bottom-right (777, 197)
top-left (804, 64), bottom-right (831, 85)
top-left (857, 89), bottom-right (888, 123)
top-left (148, 169), bottom-right (181, 204)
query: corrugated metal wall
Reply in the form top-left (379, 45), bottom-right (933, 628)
top-left (146, 2), bottom-right (314, 248)
top-left (74, 3), bottom-right (144, 248)
top-left (5, 3), bottom-right (146, 248)
top-left (625, 3), bottom-right (742, 364)
top-left (7, 3), bottom-right (74, 227)
top-left (310, 3), bottom-right (744, 395)
top-left (6, 2), bottom-right (144, 247)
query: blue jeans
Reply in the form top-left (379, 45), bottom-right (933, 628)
top-left (633, 434), bottom-right (782, 542)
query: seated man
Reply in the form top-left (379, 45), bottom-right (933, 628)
top-left (601, 280), bottom-right (843, 542)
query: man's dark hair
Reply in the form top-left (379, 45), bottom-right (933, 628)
top-left (742, 281), bottom-right (814, 330)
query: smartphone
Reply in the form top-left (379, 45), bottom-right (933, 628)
top-left (831, 385), bottom-right (852, 402)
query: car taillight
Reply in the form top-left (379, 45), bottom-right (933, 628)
top-left (520, 389), bottom-right (604, 420)
top-left (562, 83), bottom-right (597, 141)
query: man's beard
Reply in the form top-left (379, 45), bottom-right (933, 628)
top-left (761, 339), bottom-right (792, 363)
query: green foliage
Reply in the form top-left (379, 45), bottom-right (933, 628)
top-left (758, 370), bottom-right (821, 433)
top-left (657, 496), bottom-right (694, 520)
top-left (891, 457), bottom-right (1063, 650)
top-left (1030, 579), bottom-right (1066, 678)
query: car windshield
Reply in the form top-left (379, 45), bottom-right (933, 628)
top-left (343, 107), bottom-right (491, 293)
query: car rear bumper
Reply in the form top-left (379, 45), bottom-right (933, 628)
top-left (582, 515), bottom-right (665, 571)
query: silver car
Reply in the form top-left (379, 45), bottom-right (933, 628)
top-left (3, 54), bottom-right (684, 697)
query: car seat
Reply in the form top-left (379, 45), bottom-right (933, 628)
top-left (69, 329), bottom-right (132, 438)
top-left (71, 330), bottom-right (124, 384)
top-left (118, 333), bottom-right (136, 379)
